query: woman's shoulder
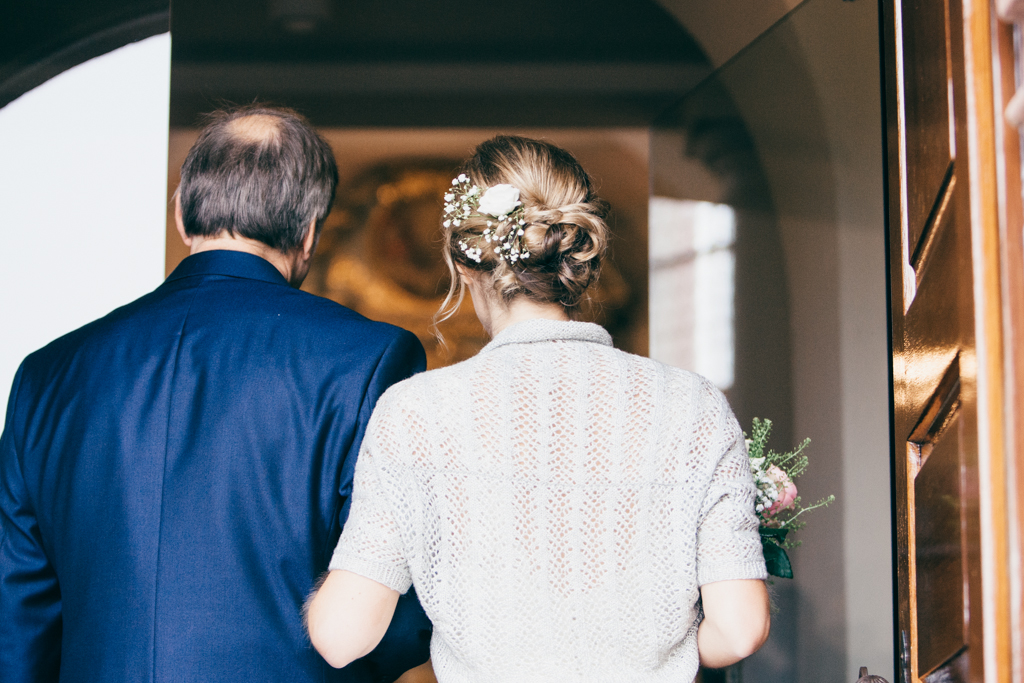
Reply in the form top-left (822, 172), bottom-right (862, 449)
top-left (373, 356), bottom-right (476, 414)
top-left (364, 360), bottom-right (481, 466)
top-left (597, 343), bottom-right (719, 389)
top-left (597, 347), bottom-right (738, 427)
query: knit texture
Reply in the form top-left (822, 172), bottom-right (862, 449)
top-left (331, 319), bottom-right (767, 682)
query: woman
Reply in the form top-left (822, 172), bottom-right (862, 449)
top-left (307, 136), bottom-right (770, 682)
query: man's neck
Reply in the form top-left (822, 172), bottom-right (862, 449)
top-left (189, 233), bottom-right (304, 286)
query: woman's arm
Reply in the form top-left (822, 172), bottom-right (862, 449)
top-left (697, 579), bottom-right (771, 668)
top-left (305, 570), bottom-right (400, 669)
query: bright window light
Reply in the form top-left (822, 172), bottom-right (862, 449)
top-left (649, 197), bottom-right (736, 390)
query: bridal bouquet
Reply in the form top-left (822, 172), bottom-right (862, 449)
top-left (746, 418), bottom-right (834, 578)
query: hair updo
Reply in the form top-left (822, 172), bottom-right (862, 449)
top-left (437, 135), bottom-right (609, 324)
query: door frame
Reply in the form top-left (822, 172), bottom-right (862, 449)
top-left (879, 0), bottom-right (1018, 680)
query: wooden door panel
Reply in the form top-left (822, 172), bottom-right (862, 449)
top-left (908, 180), bottom-right (954, 286)
top-left (903, 193), bottom-right (963, 414)
top-left (921, 649), bottom-right (968, 683)
top-left (902, 0), bottom-right (954, 254)
top-left (914, 413), bottom-right (965, 676)
top-left (883, 0), bottom-right (993, 679)
top-left (886, 0), bottom-right (1014, 678)
top-left (906, 356), bottom-right (971, 681)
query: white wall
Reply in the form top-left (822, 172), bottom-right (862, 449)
top-left (0, 33), bottom-right (171, 429)
top-left (648, 3), bottom-right (892, 679)
top-left (653, 0), bottom-right (803, 68)
top-left (720, 0), bottom-right (894, 679)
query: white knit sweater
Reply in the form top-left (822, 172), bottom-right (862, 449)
top-left (331, 319), bottom-right (766, 682)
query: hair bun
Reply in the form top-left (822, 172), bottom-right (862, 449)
top-left (438, 136), bottom-right (609, 321)
top-left (522, 203), bottom-right (606, 263)
top-left (515, 204), bottom-right (606, 307)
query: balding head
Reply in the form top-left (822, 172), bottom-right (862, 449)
top-left (224, 114), bottom-right (283, 143)
top-left (178, 105), bottom-right (338, 252)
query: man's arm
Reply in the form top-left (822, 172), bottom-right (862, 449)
top-left (338, 330), bottom-right (425, 529)
top-left (365, 330), bottom-right (427, 411)
top-left (0, 365), bottom-right (62, 682)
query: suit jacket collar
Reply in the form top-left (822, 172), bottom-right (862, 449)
top-left (165, 250), bottom-right (290, 287)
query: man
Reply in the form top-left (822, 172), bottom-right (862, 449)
top-left (0, 106), bottom-right (431, 682)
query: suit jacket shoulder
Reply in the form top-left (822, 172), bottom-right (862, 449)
top-left (1, 250), bottom-right (429, 683)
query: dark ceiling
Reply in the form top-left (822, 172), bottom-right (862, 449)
top-left (173, 0), bottom-right (704, 63)
top-left (170, 0), bottom-right (711, 127)
top-left (0, 0), bottom-right (711, 125)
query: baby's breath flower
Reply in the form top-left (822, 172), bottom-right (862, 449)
top-left (443, 174), bottom-right (530, 266)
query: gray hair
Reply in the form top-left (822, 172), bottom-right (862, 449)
top-left (178, 104), bottom-right (338, 252)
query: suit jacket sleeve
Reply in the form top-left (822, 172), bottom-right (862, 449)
top-left (340, 330), bottom-right (432, 682)
top-left (337, 329), bottom-right (426, 529)
top-left (0, 364), bottom-right (62, 683)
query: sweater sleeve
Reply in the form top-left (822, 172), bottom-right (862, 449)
top-left (694, 382), bottom-right (768, 586)
top-left (329, 397), bottom-right (413, 594)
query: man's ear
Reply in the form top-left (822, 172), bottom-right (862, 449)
top-left (302, 218), bottom-right (317, 259)
top-left (174, 192), bottom-right (192, 248)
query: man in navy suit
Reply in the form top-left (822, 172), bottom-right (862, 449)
top-left (0, 106), bottom-right (431, 682)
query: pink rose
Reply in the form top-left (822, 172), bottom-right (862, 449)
top-left (766, 465), bottom-right (797, 516)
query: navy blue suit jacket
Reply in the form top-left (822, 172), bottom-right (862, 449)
top-left (0, 251), bottom-right (431, 682)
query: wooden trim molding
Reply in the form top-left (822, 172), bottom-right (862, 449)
top-left (964, 0), bottom-right (1013, 680)
top-left (991, 4), bottom-right (1024, 682)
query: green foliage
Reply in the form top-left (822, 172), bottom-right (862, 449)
top-left (747, 418), bottom-right (836, 578)
top-left (759, 528), bottom-right (793, 579)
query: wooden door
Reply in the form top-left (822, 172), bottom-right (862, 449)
top-left (881, 0), bottom-right (1013, 681)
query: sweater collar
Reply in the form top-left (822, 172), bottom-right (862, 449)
top-left (481, 319), bottom-right (613, 353)
top-left (164, 250), bottom-right (290, 287)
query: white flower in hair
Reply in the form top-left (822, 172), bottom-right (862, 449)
top-left (477, 184), bottom-right (521, 217)
top-left (444, 175), bottom-right (530, 266)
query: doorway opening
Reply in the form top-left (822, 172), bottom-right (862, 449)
top-left (166, 1), bottom-right (893, 681)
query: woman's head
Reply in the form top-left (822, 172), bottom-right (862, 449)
top-left (438, 136), bottom-right (609, 324)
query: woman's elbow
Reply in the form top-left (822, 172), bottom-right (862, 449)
top-left (699, 578), bottom-right (772, 666)
top-left (304, 570), bottom-right (398, 669)
top-left (732, 611), bottom-right (771, 660)
top-left (319, 646), bottom-right (363, 671)
top-left (313, 639), bottom-right (355, 670)
top-left (706, 612), bottom-right (770, 666)
top-left (307, 613), bottom-right (372, 669)
top-left (306, 619), bottom-right (342, 668)
top-left (305, 592), bottom-right (367, 669)
top-left (729, 587), bottom-right (771, 659)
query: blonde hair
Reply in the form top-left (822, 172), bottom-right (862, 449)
top-left (436, 136), bottom-right (609, 329)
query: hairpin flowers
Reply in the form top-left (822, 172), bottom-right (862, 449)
top-left (444, 174), bottom-right (530, 264)
top-left (477, 184), bottom-right (521, 217)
